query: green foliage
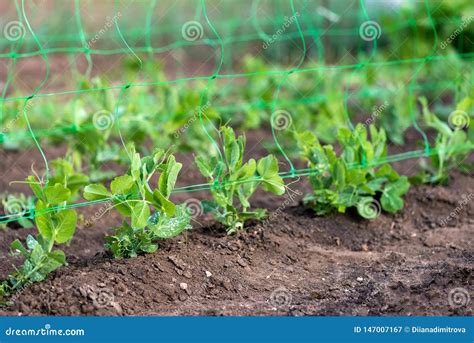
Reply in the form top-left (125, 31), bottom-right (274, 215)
top-left (84, 145), bottom-right (191, 258)
top-left (48, 158), bottom-right (89, 198)
top-left (1, 174), bottom-right (77, 302)
top-left (412, 97), bottom-right (474, 184)
top-left (296, 124), bottom-right (410, 218)
top-left (195, 126), bottom-right (285, 233)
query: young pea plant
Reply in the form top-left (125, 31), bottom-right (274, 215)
top-left (0, 174), bottom-right (78, 303)
top-left (296, 124), bottom-right (410, 219)
top-left (83, 145), bottom-right (191, 258)
top-left (195, 126), bottom-right (285, 234)
top-left (412, 97), bottom-right (473, 184)
top-left (48, 158), bottom-right (90, 199)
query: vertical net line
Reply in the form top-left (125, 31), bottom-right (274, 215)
top-left (270, 0), bottom-right (308, 176)
top-left (198, 0), bottom-right (226, 183)
top-left (342, 0), bottom-right (380, 166)
top-left (113, 0), bottom-right (143, 160)
top-left (74, 0), bottom-right (93, 79)
top-left (302, 0), bottom-right (324, 65)
top-left (252, 0), bottom-right (271, 43)
top-left (146, 0), bottom-right (158, 58)
top-left (0, 0), bottom-right (24, 136)
top-left (408, 0), bottom-right (439, 156)
top-left (21, 0), bottom-right (51, 182)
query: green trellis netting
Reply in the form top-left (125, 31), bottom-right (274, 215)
top-left (0, 0), bottom-right (472, 224)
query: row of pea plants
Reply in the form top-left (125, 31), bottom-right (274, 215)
top-left (0, 101), bottom-right (472, 303)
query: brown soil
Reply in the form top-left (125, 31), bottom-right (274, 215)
top-left (0, 132), bottom-right (472, 316)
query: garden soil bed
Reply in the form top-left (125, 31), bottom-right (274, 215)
top-left (0, 132), bottom-right (472, 316)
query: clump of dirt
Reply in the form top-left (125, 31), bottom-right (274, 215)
top-left (0, 170), bottom-right (472, 316)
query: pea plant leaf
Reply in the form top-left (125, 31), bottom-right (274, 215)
top-left (83, 144), bottom-right (190, 258)
top-left (195, 126), bottom-right (286, 233)
top-left (2, 172), bottom-right (79, 297)
top-left (84, 184), bottom-right (112, 201)
top-left (110, 175), bottom-right (134, 195)
top-left (296, 124), bottom-right (410, 218)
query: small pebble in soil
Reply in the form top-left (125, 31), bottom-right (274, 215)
top-left (237, 258), bottom-right (248, 268)
top-left (205, 270), bottom-right (212, 278)
top-left (356, 277), bottom-right (364, 282)
top-left (180, 282), bottom-right (188, 290)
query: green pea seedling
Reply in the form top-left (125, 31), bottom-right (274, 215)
top-left (1, 174), bottom-right (78, 302)
top-left (195, 126), bottom-right (285, 233)
top-left (296, 124), bottom-right (410, 218)
top-left (84, 145), bottom-right (191, 258)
